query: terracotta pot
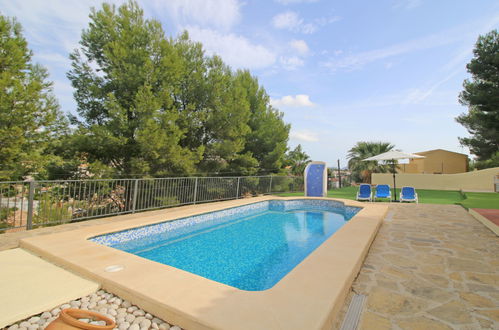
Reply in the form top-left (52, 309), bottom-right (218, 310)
top-left (45, 309), bottom-right (115, 330)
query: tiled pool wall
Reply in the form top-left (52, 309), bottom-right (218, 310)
top-left (90, 199), bottom-right (361, 248)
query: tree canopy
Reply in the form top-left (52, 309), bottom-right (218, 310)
top-left (64, 1), bottom-right (290, 178)
top-left (284, 144), bottom-right (311, 176)
top-left (0, 14), bottom-right (67, 180)
top-left (457, 29), bottom-right (499, 163)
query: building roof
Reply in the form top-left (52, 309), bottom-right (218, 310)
top-left (415, 149), bottom-right (468, 157)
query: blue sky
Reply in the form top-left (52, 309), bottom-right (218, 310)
top-left (2, 0), bottom-right (499, 166)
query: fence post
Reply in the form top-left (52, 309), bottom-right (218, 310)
top-left (268, 175), bottom-right (273, 194)
top-left (132, 179), bottom-right (139, 213)
top-left (193, 178), bottom-right (198, 204)
top-left (26, 181), bottom-right (35, 230)
top-left (236, 177), bottom-right (240, 199)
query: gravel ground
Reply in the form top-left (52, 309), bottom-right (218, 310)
top-left (5, 289), bottom-right (182, 330)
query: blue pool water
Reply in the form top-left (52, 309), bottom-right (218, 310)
top-left (91, 200), bottom-right (360, 291)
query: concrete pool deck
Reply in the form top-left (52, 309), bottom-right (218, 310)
top-left (0, 248), bottom-right (99, 328)
top-left (17, 196), bottom-right (387, 330)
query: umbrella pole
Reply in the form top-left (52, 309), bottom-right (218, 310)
top-left (392, 162), bottom-right (397, 202)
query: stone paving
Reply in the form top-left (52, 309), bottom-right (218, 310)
top-left (334, 203), bottom-right (499, 330)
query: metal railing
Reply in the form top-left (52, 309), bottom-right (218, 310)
top-left (0, 175), bottom-right (303, 233)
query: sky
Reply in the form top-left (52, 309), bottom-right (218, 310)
top-left (2, 0), bottom-right (499, 167)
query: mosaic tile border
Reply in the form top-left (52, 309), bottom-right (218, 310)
top-left (89, 199), bottom-right (361, 248)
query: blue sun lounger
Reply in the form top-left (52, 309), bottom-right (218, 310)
top-left (356, 184), bottom-right (372, 201)
top-left (374, 184), bottom-right (391, 201)
top-left (400, 186), bottom-right (418, 203)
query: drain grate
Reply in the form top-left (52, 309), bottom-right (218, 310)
top-left (340, 294), bottom-right (366, 330)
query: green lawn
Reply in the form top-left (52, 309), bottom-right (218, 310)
top-left (277, 186), bottom-right (499, 209)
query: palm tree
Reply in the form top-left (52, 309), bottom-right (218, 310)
top-left (285, 144), bottom-right (311, 176)
top-left (347, 142), bottom-right (395, 183)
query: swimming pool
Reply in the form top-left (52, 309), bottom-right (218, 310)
top-left (91, 199), bottom-right (360, 291)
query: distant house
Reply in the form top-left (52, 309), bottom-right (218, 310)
top-left (398, 149), bottom-right (469, 174)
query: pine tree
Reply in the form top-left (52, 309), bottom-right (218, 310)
top-left (0, 14), bottom-right (67, 180)
top-left (67, 1), bottom-right (203, 176)
top-left (457, 29), bottom-right (499, 161)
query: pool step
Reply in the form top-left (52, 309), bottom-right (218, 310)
top-left (340, 294), bottom-right (366, 330)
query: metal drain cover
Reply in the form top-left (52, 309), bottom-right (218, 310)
top-left (340, 294), bottom-right (366, 330)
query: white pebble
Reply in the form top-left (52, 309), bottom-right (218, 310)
top-left (129, 325), bottom-right (140, 330)
top-left (81, 296), bottom-right (90, 303)
top-left (125, 314), bottom-right (135, 323)
top-left (98, 299), bottom-right (108, 305)
top-left (99, 307), bottom-right (108, 315)
top-left (114, 298), bottom-right (122, 305)
top-left (88, 302), bottom-right (97, 309)
top-left (170, 326), bottom-right (181, 330)
top-left (70, 300), bottom-right (81, 307)
top-left (8, 325), bottom-right (19, 330)
top-left (133, 310), bottom-right (145, 317)
top-left (122, 301), bottom-right (132, 308)
top-left (90, 320), bottom-right (107, 326)
top-left (127, 306), bottom-right (138, 313)
top-left (158, 323), bottom-right (170, 330)
top-left (119, 322), bottom-right (130, 330)
top-left (60, 303), bottom-right (71, 310)
top-left (108, 309), bottom-right (118, 316)
top-left (98, 290), bottom-right (105, 295)
top-left (41, 312), bottom-right (52, 319)
top-left (151, 323), bottom-right (159, 330)
top-left (51, 308), bottom-right (60, 316)
top-left (140, 319), bottom-right (151, 329)
top-left (20, 322), bottom-right (30, 328)
top-left (133, 316), bottom-right (145, 325)
top-left (28, 317), bottom-right (40, 324)
top-left (27, 325), bottom-right (38, 330)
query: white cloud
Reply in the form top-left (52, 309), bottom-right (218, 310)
top-left (271, 94), bottom-right (315, 107)
top-left (279, 56), bottom-right (304, 70)
top-left (272, 11), bottom-right (339, 34)
top-left (158, 0), bottom-right (242, 30)
top-left (401, 68), bottom-right (462, 105)
top-left (322, 27), bottom-right (467, 71)
top-left (290, 130), bottom-right (319, 142)
top-left (393, 0), bottom-right (423, 10)
top-left (272, 11), bottom-right (302, 30)
top-left (186, 26), bottom-right (276, 69)
top-left (289, 39), bottom-right (310, 54)
top-left (323, 14), bottom-right (499, 72)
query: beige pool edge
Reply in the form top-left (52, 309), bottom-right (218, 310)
top-left (20, 196), bottom-right (387, 330)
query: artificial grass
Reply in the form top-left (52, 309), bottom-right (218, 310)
top-left (460, 192), bottom-right (499, 209)
top-left (277, 186), bottom-right (499, 209)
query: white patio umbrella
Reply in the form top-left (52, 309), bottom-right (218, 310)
top-left (363, 151), bottom-right (425, 201)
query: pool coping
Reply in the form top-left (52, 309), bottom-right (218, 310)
top-left (20, 196), bottom-right (388, 330)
